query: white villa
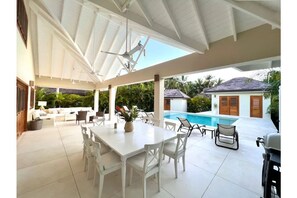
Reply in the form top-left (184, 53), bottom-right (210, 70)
top-left (204, 77), bottom-right (271, 119)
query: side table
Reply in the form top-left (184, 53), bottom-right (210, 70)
top-left (202, 127), bottom-right (215, 139)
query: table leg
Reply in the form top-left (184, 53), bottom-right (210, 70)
top-left (121, 157), bottom-right (126, 198)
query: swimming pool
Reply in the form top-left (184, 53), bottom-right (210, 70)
top-left (164, 112), bottom-right (237, 127)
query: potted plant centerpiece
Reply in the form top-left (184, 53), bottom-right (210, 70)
top-left (116, 106), bottom-right (138, 132)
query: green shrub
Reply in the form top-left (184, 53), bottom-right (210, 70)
top-left (188, 96), bottom-right (211, 113)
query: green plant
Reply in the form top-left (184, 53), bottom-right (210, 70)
top-left (116, 106), bottom-right (138, 122)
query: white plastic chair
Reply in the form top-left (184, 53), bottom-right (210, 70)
top-left (92, 140), bottom-right (122, 198)
top-left (127, 141), bottom-right (164, 198)
top-left (82, 133), bottom-right (96, 179)
top-left (163, 133), bottom-right (188, 178)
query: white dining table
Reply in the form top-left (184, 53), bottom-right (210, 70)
top-left (89, 121), bottom-right (177, 198)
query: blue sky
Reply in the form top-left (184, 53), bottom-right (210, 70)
top-left (134, 37), bottom-right (269, 82)
top-left (136, 37), bottom-right (190, 69)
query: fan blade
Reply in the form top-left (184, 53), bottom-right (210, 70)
top-left (101, 51), bottom-right (121, 56)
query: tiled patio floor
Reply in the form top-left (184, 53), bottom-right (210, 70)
top-left (17, 117), bottom-right (278, 198)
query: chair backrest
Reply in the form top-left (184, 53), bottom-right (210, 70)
top-left (143, 141), bottom-right (164, 174)
top-left (77, 111), bottom-right (88, 118)
top-left (165, 121), bottom-right (176, 131)
top-left (81, 124), bottom-right (87, 134)
top-left (217, 124), bottom-right (236, 136)
top-left (96, 108), bottom-right (106, 117)
top-left (177, 117), bottom-right (191, 128)
top-left (92, 140), bottom-right (104, 172)
top-left (82, 133), bottom-right (93, 156)
top-left (175, 133), bottom-right (188, 155)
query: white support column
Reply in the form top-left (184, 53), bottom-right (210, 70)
top-left (56, 88), bottom-right (59, 94)
top-left (153, 75), bottom-right (164, 127)
top-left (109, 85), bottom-right (117, 122)
top-left (94, 90), bottom-right (99, 112)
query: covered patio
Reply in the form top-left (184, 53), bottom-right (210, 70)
top-left (17, 117), bottom-right (277, 198)
top-left (16, 0), bottom-right (281, 197)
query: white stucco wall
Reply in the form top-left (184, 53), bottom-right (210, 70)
top-left (170, 99), bottom-right (187, 112)
top-left (17, 28), bottom-right (36, 121)
top-left (211, 92), bottom-right (271, 119)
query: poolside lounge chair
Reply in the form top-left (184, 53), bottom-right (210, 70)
top-left (215, 124), bottom-right (239, 150)
top-left (177, 117), bottom-right (206, 137)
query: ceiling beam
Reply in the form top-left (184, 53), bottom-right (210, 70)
top-left (222, 0), bottom-right (280, 29)
top-left (228, 6), bottom-right (237, 41)
top-left (191, 0), bottom-right (209, 50)
top-left (88, 0), bottom-right (205, 53)
top-left (135, 0), bottom-right (152, 27)
top-left (29, 10), bottom-right (40, 77)
top-left (161, 0), bottom-right (181, 40)
top-left (122, 0), bottom-right (137, 12)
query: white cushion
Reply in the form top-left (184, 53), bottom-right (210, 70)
top-left (32, 110), bottom-right (41, 120)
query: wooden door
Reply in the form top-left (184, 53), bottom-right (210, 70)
top-left (219, 96), bottom-right (239, 116)
top-left (250, 96), bottom-right (263, 118)
top-left (164, 99), bottom-right (170, 110)
top-left (17, 79), bottom-right (28, 137)
top-left (219, 96), bottom-right (229, 115)
top-left (229, 96), bottom-right (239, 116)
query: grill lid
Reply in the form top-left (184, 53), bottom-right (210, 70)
top-left (263, 133), bottom-right (281, 151)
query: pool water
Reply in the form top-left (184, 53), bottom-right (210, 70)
top-left (164, 112), bottom-right (237, 127)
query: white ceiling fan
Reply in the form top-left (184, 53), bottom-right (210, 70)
top-left (101, 17), bottom-right (144, 63)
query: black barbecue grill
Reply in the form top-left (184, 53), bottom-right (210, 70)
top-left (256, 133), bottom-right (281, 198)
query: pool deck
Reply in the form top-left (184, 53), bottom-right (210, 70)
top-left (17, 113), bottom-right (279, 198)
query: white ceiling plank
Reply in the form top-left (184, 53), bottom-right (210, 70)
top-left (74, 4), bottom-right (83, 43)
top-left (29, 10), bottom-right (40, 77)
top-left (88, 0), bottom-right (205, 53)
top-left (135, 0), bottom-right (152, 27)
top-left (221, 0), bottom-right (280, 29)
top-left (93, 17), bottom-right (111, 67)
top-left (84, 12), bottom-right (98, 57)
top-left (98, 25), bottom-right (121, 75)
top-left (60, 0), bottom-right (66, 22)
top-left (31, 1), bottom-right (91, 66)
top-left (50, 35), bottom-right (55, 79)
top-left (60, 49), bottom-right (66, 80)
top-left (191, 0), bottom-right (209, 50)
top-left (30, 1), bottom-right (98, 82)
top-left (105, 37), bottom-right (127, 79)
top-left (228, 6), bottom-right (237, 42)
top-left (161, 0), bottom-right (181, 40)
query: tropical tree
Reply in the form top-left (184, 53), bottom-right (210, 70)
top-left (263, 70), bottom-right (280, 130)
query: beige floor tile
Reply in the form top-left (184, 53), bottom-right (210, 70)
top-left (161, 163), bottom-right (215, 197)
top-left (203, 176), bottom-right (261, 198)
top-left (17, 144), bottom-right (66, 169)
top-left (67, 151), bottom-right (85, 174)
top-left (186, 145), bottom-right (228, 174)
top-left (17, 175), bottom-right (80, 198)
top-left (216, 155), bottom-right (263, 195)
top-left (17, 157), bottom-right (72, 195)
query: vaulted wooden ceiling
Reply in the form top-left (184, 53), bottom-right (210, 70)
top-left (28, 0), bottom-right (280, 86)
